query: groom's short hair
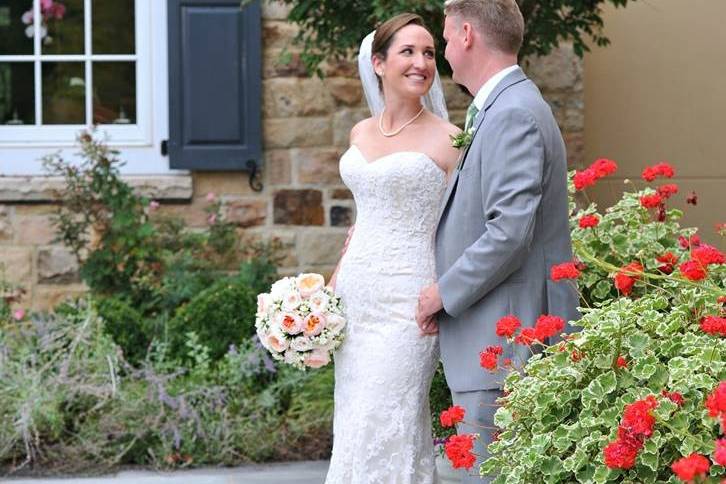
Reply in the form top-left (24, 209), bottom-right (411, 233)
top-left (444, 0), bottom-right (524, 55)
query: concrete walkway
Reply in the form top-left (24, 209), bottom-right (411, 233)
top-left (2, 461), bottom-right (329, 484)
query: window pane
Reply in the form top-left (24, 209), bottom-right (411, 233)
top-left (0, 2), bottom-right (34, 54)
top-left (42, 0), bottom-right (84, 55)
top-left (93, 61), bottom-right (135, 124)
top-left (42, 62), bottom-right (84, 124)
top-left (92, 0), bottom-right (134, 55)
top-left (0, 62), bottom-right (34, 125)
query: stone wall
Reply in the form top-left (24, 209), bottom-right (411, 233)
top-left (0, 0), bottom-right (583, 311)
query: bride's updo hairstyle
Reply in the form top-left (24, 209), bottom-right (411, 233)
top-left (371, 13), bottom-right (433, 90)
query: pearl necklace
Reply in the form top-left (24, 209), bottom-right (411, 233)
top-left (378, 106), bottom-right (425, 137)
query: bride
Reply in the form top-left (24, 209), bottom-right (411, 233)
top-left (325, 13), bottom-right (461, 484)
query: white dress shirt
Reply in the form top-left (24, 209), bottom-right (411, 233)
top-left (471, 64), bottom-right (520, 111)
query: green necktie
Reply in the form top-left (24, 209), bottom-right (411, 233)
top-left (464, 102), bottom-right (480, 132)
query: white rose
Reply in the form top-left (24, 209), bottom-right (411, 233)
top-left (270, 277), bottom-right (294, 298)
top-left (284, 349), bottom-right (301, 365)
top-left (290, 336), bottom-right (314, 352)
top-left (307, 291), bottom-right (330, 313)
top-left (296, 273), bottom-right (325, 298)
top-left (281, 289), bottom-right (302, 311)
top-left (324, 313), bottom-right (346, 333)
top-left (304, 349), bottom-right (331, 369)
top-left (257, 293), bottom-right (272, 316)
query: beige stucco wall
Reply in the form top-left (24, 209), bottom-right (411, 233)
top-left (584, 0), bottom-right (726, 248)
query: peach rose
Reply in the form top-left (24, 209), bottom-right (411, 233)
top-left (276, 312), bottom-right (303, 335)
top-left (303, 313), bottom-right (326, 337)
top-left (304, 349), bottom-right (331, 369)
top-left (296, 273), bottom-right (325, 297)
top-left (267, 331), bottom-right (289, 353)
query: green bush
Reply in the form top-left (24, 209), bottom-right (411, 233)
top-left (167, 277), bottom-right (258, 363)
top-left (0, 300), bottom-right (332, 474)
top-left (93, 296), bottom-right (150, 363)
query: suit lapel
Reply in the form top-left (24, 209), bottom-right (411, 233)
top-left (436, 67), bottom-right (529, 227)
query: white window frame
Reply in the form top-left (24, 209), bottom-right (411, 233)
top-left (0, 0), bottom-right (172, 175)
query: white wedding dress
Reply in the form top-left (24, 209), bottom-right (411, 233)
top-left (325, 145), bottom-right (447, 484)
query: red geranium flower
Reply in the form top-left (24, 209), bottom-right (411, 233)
top-left (692, 244), bottom-right (725, 266)
top-left (621, 395), bottom-right (658, 438)
top-left (657, 183), bottom-right (679, 199)
top-left (661, 390), bottom-right (685, 406)
top-left (616, 356), bottom-right (628, 368)
top-left (714, 438), bottom-right (726, 467)
top-left (444, 434), bottom-right (477, 469)
top-left (439, 405), bottom-right (466, 428)
top-left (671, 453), bottom-right (710, 482)
top-left (679, 234), bottom-right (701, 249)
top-left (550, 262), bottom-right (581, 281)
top-left (656, 252), bottom-right (678, 274)
top-left (495, 315), bottom-right (521, 338)
top-left (534, 315), bottom-right (565, 340)
top-left (679, 260), bottom-right (708, 281)
top-left (573, 168), bottom-right (597, 191)
top-left (479, 350), bottom-right (498, 371)
top-left (640, 193), bottom-right (663, 209)
top-left (514, 327), bottom-right (539, 346)
top-left (578, 214), bottom-right (600, 229)
top-left (614, 262), bottom-right (644, 296)
top-left (603, 439), bottom-right (639, 469)
top-left (485, 345), bottom-right (503, 356)
top-left (592, 158), bottom-right (618, 177)
top-left (705, 382), bottom-right (726, 420)
top-left (701, 316), bottom-right (726, 337)
top-left (642, 162), bottom-right (675, 182)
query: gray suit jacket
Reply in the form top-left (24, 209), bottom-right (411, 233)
top-left (435, 67), bottom-right (579, 392)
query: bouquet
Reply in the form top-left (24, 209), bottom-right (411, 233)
top-left (255, 273), bottom-right (346, 370)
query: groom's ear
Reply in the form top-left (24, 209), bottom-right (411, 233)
top-left (462, 22), bottom-right (474, 49)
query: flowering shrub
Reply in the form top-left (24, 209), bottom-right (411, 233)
top-left (567, 160), bottom-right (708, 306)
top-left (444, 160), bottom-right (725, 482)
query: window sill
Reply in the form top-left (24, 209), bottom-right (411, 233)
top-left (0, 175), bottom-right (193, 203)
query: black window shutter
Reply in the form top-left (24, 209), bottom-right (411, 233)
top-left (167, 0), bottom-right (262, 171)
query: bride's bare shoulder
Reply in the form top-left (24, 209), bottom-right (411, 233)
top-left (431, 114), bottom-right (462, 138)
top-left (350, 117), bottom-right (376, 144)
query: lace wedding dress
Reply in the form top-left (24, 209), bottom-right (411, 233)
top-left (324, 145), bottom-right (447, 484)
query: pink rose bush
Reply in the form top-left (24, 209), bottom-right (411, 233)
top-left (255, 273), bottom-right (345, 370)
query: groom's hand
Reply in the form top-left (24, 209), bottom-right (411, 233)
top-left (416, 283), bottom-right (443, 335)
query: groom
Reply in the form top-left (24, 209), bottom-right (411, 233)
top-left (416, 0), bottom-right (579, 481)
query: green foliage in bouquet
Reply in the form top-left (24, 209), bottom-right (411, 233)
top-left (478, 160), bottom-right (726, 483)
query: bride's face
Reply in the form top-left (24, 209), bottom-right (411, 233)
top-left (374, 25), bottom-right (436, 99)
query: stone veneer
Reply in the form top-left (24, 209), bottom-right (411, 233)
top-left (0, 1), bottom-right (583, 310)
